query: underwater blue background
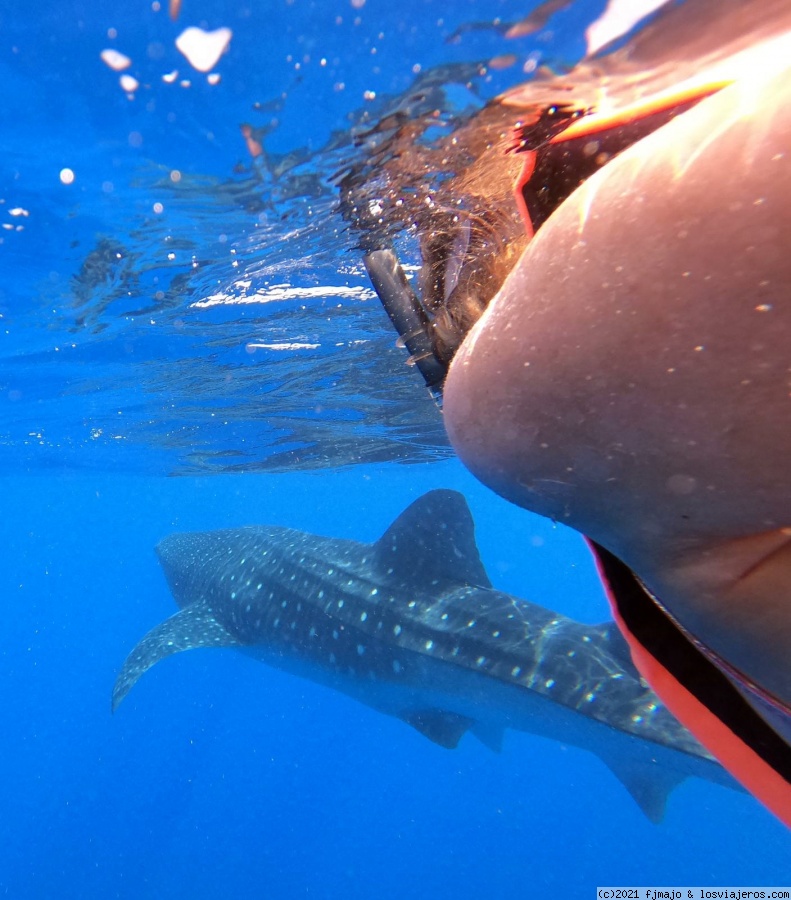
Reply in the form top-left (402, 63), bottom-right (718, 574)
top-left (1, 0), bottom-right (789, 897)
top-left (4, 467), bottom-right (790, 899)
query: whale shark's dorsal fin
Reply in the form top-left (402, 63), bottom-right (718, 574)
top-left (112, 602), bottom-right (242, 712)
top-left (374, 489), bottom-right (492, 589)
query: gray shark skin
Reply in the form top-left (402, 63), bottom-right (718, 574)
top-left (114, 489), bottom-right (737, 822)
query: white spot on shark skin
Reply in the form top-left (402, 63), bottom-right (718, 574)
top-left (408, 600), bottom-right (416, 608)
top-left (257, 584), bottom-right (262, 591)
top-left (360, 612), bottom-right (368, 622)
top-left (492, 630), bottom-right (500, 638)
top-left (245, 604), bottom-right (251, 612)
top-left (338, 600), bottom-right (344, 609)
top-left (585, 692), bottom-right (596, 702)
top-left (393, 625), bottom-right (402, 636)
top-left (632, 714), bottom-right (643, 723)
top-left (309, 627), bottom-right (317, 638)
top-left (425, 640), bottom-right (434, 651)
top-left (318, 590), bottom-right (324, 600)
top-left (370, 588), bottom-right (378, 596)
top-left (332, 630), bottom-right (339, 640)
top-left (357, 645), bottom-right (365, 655)
top-left (511, 666), bottom-right (522, 677)
top-left (476, 656), bottom-right (487, 667)
top-left (274, 618), bottom-right (280, 627)
top-left (281, 601), bottom-right (287, 609)
top-left (467, 620), bottom-right (476, 628)
top-left (231, 592), bottom-right (236, 600)
top-left (545, 678), bottom-right (555, 689)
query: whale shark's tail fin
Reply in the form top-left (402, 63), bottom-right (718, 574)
top-left (112, 601), bottom-right (242, 711)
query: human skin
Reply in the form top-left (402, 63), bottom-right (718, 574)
top-left (444, 65), bottom-right (791, 709)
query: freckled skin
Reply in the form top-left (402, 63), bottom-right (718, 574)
top-left (444, 68), bottom-right (791, 703)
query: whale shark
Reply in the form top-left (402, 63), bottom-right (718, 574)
top-left (114, 489), bottom-right (737, 821)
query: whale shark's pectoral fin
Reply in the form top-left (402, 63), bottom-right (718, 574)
top-left (112, 602), bottom-right (242, 711)
top-left (400, 709), bottom-right (475, 749)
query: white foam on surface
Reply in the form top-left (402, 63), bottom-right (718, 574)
top-left (175, 26), bottom-right (232, 73)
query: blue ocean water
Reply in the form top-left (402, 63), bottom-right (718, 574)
top-left (1, 1), bottom-right (789, 897)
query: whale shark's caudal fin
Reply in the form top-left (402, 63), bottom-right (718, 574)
top-left (373, 488), bottom-right (492, 589)
top-left (112, 602), bottom-right (242, 712)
